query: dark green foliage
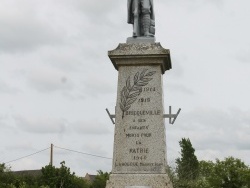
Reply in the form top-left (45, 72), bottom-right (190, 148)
top-left (166, 165), bottom-right (177, 186)
top-left (91, 170), bottom-right (109, 188)
top-left (0, 162), bottom-right (89, 188)
top-left (175, 138), bottom-right (199, 181)
top-left (41, 161), bottom-right (88, 188)
top-left (41, 164), bottom-right (59, 187)
top-left (170, 138), bottom-right (250, 188)
top-left (199, 157), bottom-right (250, 188)
top-left (0, 163), bottom-right (16, 187)
top-left (72, 176), bottom-right (89, 188)
top-left (0, 163), bottom-right (5, 173)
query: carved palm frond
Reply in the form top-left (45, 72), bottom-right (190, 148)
top-left (120, 69), bottom-right (156, 118)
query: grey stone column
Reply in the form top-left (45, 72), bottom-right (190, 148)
top-left (106, 43), bottom-right (173, 188)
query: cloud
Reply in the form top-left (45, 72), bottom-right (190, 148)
top-left (166, 107), bottom-right (250, 167)
top-left (77, 155), bottom-right (112, 175)
top-left (168, 107), bottom-right (250, 154)
top-left (83, 75), bottom-right (116, 97)
top-left (70, 120), bottom-right (110, 135)
top-left (0, 114), bottom-right (14, 130)
top-left (39, 46), bottom-right (87, 73)
top-left (14, 115), bottom-right (67, 134)
top-left (0, 80), bottom-right (19, 94)
top-left (167, 58), bottom-right (185, 79)
top-left (81, 143), bottom-right (110, 158)
top-left (167, 0), bottom-right (224, 10)
top-left (0, 1), bottom-right (64, 52)
top-left (11, 158), bottom-right (43, 171)
top-left (69, 0), bottom-right (122, 20)
top-left (166, 83), bottom-right (194, 95)
top-left (235, 51), bottom-right (250, 64)
top-left (27, 66), bottom-right (74, 93)
top-left (0, 114), bottom-right (6, 124)
top-left (0, 150), bottom-right (5, 162)
top-left (6, 142), bottom-right (34, 152)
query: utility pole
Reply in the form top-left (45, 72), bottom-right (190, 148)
top-left (50, 143), bottom-right (53, 166)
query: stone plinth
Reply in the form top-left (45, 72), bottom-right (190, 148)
top-left (106, 43), bottom-right (173, 188)
top-left (126, 37), bottom-right (156, 44)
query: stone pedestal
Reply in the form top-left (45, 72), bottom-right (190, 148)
top-left (107, 43), bottom-right (173, 188)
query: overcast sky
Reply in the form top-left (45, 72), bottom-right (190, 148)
top-left (0, 0), bottom-right (250, 176)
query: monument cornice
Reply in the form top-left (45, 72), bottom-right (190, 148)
top-left (108, 43), bottom-right (172, 74)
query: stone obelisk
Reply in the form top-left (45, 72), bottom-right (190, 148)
top-left (106, 1), bottom-right (173, 188)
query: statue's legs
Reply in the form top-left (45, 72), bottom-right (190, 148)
top-left (140, 0), bottom-right (153, 37)
top-left (132, 0), bottom-right (140, 37)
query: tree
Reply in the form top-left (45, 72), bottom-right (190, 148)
top-left (176, 138), bottom-right (199, 180)
top-left (71, 176), bottom-right (89, 188)
top-left (200, 157), bottom-right (250, 188)
top-left (166, 165), bottom-right (178, 187)
top-left (0, 163), bottom-right (16, 187)
top-left (197, 160), bottom-right (216, 188)
top-left (41, 164), bottom-right (59, 187)
top-left (41, 161), bottom-right (88, 188)
top-left (91, 170), bottom-right (110, 188)
top-left (0, 163), bottom-right (5, 173)
top-left (170, 138), bottom-right (250, 188)
top-left (0, 162), bottom-right (88, 188)
top-left (175, 138), bottom-right (199, 188)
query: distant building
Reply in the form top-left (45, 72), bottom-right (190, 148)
top-left (84, 173), bottom-right (96, 183)
top-left (13, 170), bottom-right (42, 177)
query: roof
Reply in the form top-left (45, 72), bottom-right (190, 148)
top-left (84, 173), bottom-right (96, 182)
top-left (13, 169), bottom-right (42, 177)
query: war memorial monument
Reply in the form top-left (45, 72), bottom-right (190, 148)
top-left (105, 1), bottom-right (180, 187)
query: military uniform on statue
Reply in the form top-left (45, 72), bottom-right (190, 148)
top-left (127, 0), bottom-right (155, 43)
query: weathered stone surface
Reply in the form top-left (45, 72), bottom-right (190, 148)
top-left (108, 43), bottom-right (172, 74)
top-left (106, 174), bottom-right (172, 188)
top-left (106, 43), bottom-right (173, 188)
top-left (125, 186), bottom-right (151, 188)
top-left (112, 65), bottom-right (166, 174)
top-left (126, 37), bottom-right (156, 44)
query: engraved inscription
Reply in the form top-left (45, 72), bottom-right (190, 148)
top-left (141, 133), bottom-right (151, 137)
top-left (115, 162), bottom-right (139, 167)
top-left (115, 162), bottom-right (164, 167)
top-left (116, 68), bottom-right (165, 173)
top-left (129, 125), bottom-right (149, 130)
top-left (126, 133), bottom-right (140, 138)
top-left (126, 133), bottom-right (152, 138)
top-left (133, 156), bottom-right (147, 160)
top-left (138, 98), bottom-right (150, 103)
top-left (129, 148), bottom-right (149, 154)
top-left (126, 110), bottom-right (161, 116)
top-left (136, 141), bottom-right (142, 145)
top-left (140, 162), bottom-right (155, 166)
top-left (120, 69), bottom-right (156, 119)
top-left (143, 87), bottom-right (156, 92)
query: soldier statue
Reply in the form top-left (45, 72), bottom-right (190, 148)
top-left (127, 0), bottom-right (155, 37)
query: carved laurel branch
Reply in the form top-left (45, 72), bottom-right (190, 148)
top-left (120, 69), bottom-right (156, 119)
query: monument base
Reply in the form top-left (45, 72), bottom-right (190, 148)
top-left (126, 37), bottom-right (156, 44)
top-left (106, 174), bottom-right (173, 188)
